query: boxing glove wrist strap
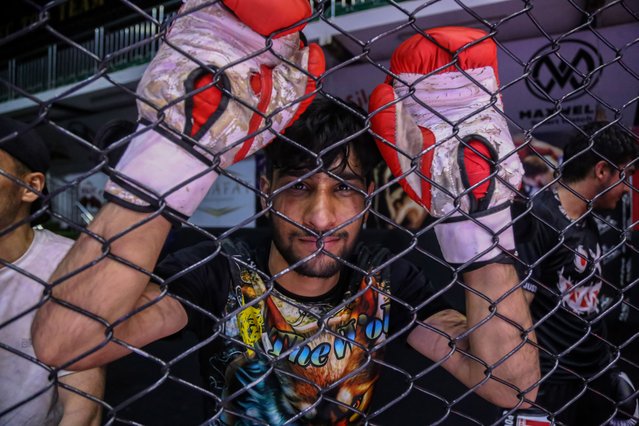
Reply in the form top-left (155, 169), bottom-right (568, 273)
top-left (434, 202), bottom-right (515, 264)
top-left (104, 125), bottom-right (219, 218)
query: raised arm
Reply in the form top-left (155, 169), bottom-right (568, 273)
top-left (407, 264), bottom-right (539, 408)
top-left (58, 367), bottom-right (107, 426)
top-left (32, 0), bottom-right (324, 370)
top-left (368, 27), bottom-right (540, 407)
top-left (32, 205), bottom-right (184, 369)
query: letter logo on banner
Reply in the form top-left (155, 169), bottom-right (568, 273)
top-left (526, 40), bottom-right (603, 101)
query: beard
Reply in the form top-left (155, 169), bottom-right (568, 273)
top-left (270, 218), bottom-right (361, 279)
top-left (593, 181), bottom-right (625, 211)
top-left (0, 185), bottom-right (23, 232)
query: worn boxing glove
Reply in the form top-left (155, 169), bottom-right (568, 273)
top-left (105, 0), bottom-right (325, 219)
top-left (369, 26), bottom-right (522, 267)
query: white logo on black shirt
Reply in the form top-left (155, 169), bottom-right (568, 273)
top-left (558, 244), bottom-right (602, 314)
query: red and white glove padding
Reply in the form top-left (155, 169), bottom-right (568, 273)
top-left (105, 0), bottom-right (325, 219)
top-left (369, 27), bottom-right (523, 267)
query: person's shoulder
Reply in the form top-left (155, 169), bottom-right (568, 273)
top-left (352, 240), bottom-right (423, 273)
top-left (353, 241), bottom-right (387, 256)
top-left (353, 242), bottom-right (394, 268)
top-left (162, 238), bottom-right (223, 266)
top-left (530, 189), bottom-right (554, 210)
top-left (165, 228), bottom-right (269, 261)
top-left (7, 229), bottom-right (74, 280)
top-left (530, 189), bottom-right (564, 223)
top-left (33, 229), bottom-right (74, 259)
top-left (388, 255), bottom-right (423, 278)
top-left (354, 243), bottom-right (421, 280)
top-left (159, 234), bottom-right (260, 274)
top-left (37, 228), bottom-right (74, 247)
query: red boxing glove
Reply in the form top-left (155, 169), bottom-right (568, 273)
top-left (105, 0), bottom-right (325, 219)
top-left (369, 27), bottom-right (523, 266)
top-left (221, 0), bottom-right (310, 37)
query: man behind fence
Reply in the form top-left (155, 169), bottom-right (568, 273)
top-left (0, 118), bottom-right (104, 425)
top-left (32, 0), bottom-right (539, 423)
top-left (514, 122), bottom-right (639, 425)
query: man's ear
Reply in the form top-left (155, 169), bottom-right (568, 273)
top-left (593, 160), bottom-right (611, 181)
top-left (259, 174), bottom-right (271, 212)
top-left (20, 172), bottom-right (45, 204)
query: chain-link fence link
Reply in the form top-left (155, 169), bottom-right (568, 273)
top-left (1, 0), bottom-right (638, 425)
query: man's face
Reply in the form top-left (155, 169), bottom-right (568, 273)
top-left (263, 154), bottom-right (371, 279)
top-left (593, 162), bottom-right (635, 210)
top-left (0, 151), bottom-right (25, 231)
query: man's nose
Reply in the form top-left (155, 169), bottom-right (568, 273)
top-left (619, 173), bottom-right (632, 195)
top-left (303, 189), bottom-right (338, 233)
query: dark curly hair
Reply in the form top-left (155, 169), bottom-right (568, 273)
top-left (561, 121), bottom-right (638, 183)
top-left (264, 96), bottom-right (381, 184)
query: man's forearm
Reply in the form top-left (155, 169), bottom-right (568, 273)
top-left (58, 367), bottom-right (106, 426)
top-left (408, 275), bottom-right (539, 408)
top-left (463, 263), bottom-right (539, 406)
top-left (32, 203), bottom-right (172, 368)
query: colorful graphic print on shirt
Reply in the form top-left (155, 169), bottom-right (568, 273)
top-left (215, 267), bottom-right (391, 425)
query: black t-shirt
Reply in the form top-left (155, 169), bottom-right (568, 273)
top-left (516, 189), bottom-right (609, 383)
top-left (157, 234), bottom-right (447, 425)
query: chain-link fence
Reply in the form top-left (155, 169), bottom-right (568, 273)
top-left (1, 0), bottom-right (638, 425)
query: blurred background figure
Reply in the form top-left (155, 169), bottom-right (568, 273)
top-left (514, 121), bottom-right (639, 426)
top-left (0, 117), bottom-right (104, 426)
top-left (514, 134), bottom-right (563, 196)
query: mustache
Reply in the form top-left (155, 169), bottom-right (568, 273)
top-left (292, 230), bottom-right (349, 240)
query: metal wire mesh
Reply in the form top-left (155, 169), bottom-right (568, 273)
top-left (0, 0), bottom-right (638, 425)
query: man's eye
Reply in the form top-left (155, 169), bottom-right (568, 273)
top-left (337, 183), bottom-right (352, 192)
top-left (290, 182), bottom-right (306, 191)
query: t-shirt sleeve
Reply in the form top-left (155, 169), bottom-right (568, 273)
top-left (155, 241), bottom-right (230, 338)
top-left (514, 202), bottom-right (559, 294)
top-left (516, 239), bottom-right (544, 294)
top-left (389, 258), bottom-right (450, 334)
